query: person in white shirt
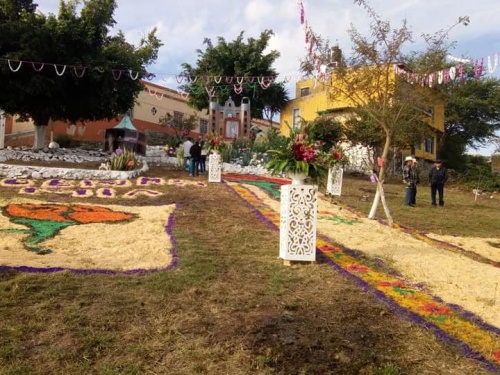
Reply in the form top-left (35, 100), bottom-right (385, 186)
top-left (182, 137), bottom-right (193, 170)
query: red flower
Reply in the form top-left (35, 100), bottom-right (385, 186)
top-left (320, 245), bottom-right (341, 253)
top-left (419, 302), bottom-right (451, 316)
top-left (378, 280), bottom-right (406, 288)
top-left (346, 264), bottom-right (369, 273)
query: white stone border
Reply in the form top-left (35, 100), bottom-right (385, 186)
top-left (0, 159), bottom-right (149, 180)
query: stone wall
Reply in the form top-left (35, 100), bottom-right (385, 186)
top-left (0, 147), bottom-right (148, 180)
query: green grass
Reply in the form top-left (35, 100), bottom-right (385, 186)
top-left (331, 175), bottom-right (500, 237)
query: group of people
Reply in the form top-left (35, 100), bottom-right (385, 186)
top-left (403, 156), bottom-right (448, 207)
top-left (182, 137), bottom-right (208, 176)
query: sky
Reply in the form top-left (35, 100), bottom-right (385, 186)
top-left (36, 0), bottom-right (500, 156)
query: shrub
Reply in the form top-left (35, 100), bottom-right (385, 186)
top-left (108, 148), bottom-right (139, 171)
top-left (54, 134), bottom-right (79, 148)
top-left (251, 133), bottom-right (269, 153)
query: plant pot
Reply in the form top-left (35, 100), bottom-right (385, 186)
top-left (288, 172), bottom-right (307, 185)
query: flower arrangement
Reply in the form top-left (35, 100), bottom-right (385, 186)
top-left (265, 125), bottom-right (327, 180)
top-left (205, 132), bottom-right (223, 152)
top-left (106, 148), bottom-right (139, 171)
top-left (163, 144), bottom-right (177, 157)
top-left (318, 144), bottom-right (349, 168)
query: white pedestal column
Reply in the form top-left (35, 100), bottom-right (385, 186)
top-left (279, 184), bottom-right (318, 262)
top-left (208, 152), bottom-right (222, 182)
top-left (326, 166), bottom-right (344, 196)
top-left (0, 111), bottom-right (5, 149)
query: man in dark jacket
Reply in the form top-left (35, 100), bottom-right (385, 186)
top-left (428, 159), bottom-right (448, 206)
top-left (189, 140), bottom-right (202, 176)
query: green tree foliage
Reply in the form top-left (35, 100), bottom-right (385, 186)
top-left (179, 30), bottom-right (288, 119)
top-left (309, 115), bottom-right (343, 152)
top-left (0, 0), bottom-right (162, 148)
top-left (441, 78), bottom-right (500, 169)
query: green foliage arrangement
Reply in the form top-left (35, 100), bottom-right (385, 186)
top-left (108, 148), bottom-right (139, 171)
top-left (265, 125), bottom-right (327, 180)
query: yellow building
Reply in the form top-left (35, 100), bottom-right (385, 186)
top-left (280, 67), bottom-right (444, 162)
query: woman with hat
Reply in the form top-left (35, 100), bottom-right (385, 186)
top-left (428, 159), bottom-right (448, 206)
top-left (402, 156), bottom-right (418, 206)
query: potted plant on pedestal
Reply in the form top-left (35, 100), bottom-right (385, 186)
top-left (319, 144), bottom-right (349, 196)
top-left (265, 125), bottom-right (327, 263)
top-left (206, 132), bottom-right (223, 182)
top-left (265, 126), bottom-right (327, 184)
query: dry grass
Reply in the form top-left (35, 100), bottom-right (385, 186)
top-left (0, 163), bottom-right (498, 374)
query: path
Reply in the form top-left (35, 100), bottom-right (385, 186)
top-left (224, 175), bottom-right (500, 371)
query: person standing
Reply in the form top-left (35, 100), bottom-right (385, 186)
top-left (429, 159), bottom-right (448, 206)
top-left (189, 140), bottom-right (202, 177)
top-left (402, 156), bottom-right (418, 207)
top-left (411, 157), bottom-right (420, 206)
top-left (182, 137), bottom-right (193, 171)
top-left (200, 140), bottom-right (208, 173)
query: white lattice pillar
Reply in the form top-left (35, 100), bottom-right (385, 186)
top-left (208, 152), bottom-right (222, 182)
top-left (326, 166), bottom-right (344, 196)
top-left (0, 111), bottom-right (5, 149)
top-left (279, 184), bottom-right (318, 262)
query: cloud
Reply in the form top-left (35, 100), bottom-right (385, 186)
top-left (32, 0), bottom-right (500, 84)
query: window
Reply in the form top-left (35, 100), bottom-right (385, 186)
top-left (300, 87), bottom-right (310, 97)
top-left (173, 111), bottom-right (183, 123)
top-left (199, 119), bottom-right (208, 134)
top-left (414, 142), bottom-right (421, 150)
top-left (292, 108), bottom-right (301, 130)
top-left (425, 137), bottom-right (434, 153)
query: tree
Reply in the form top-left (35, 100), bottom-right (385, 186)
top-left (179, 30), bottom-right (287, 120)
top-left (0, 0), bottom-right (162, 148)
top-left (158, 111), bottom-right (199, 139)
top-left (262, 82), bottom-right (289, 127)
top-left (440, 78), bottom-right (500, 170)
top-left (316, 1), bottom-right (432, 224)
top-left (298, 0), bottom-right (469, 225)
top-left (309, 115), bottom-right (343, 152)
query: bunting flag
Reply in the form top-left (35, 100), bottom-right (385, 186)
top-left (395, 54), bottom-right (497, 88)
top-left (0, 58), bottom-right (155, 81)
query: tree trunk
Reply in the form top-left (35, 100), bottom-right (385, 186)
top-left (32, 115), bottom-right (51, 149)
top-left (33, 125), bottom-right (47, 149)
top-left (368, 131), bottom-right (393, 226)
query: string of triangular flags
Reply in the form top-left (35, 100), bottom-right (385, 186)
top-left (146, 80), bottom-right (281, 101)
top-left (0, 58), bottom-right (283, 89)
top-left (395, 55), bottom-right (498, 87)
top-left (0, 58), bottom-right (155, 80)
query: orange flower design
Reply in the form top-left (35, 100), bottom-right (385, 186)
top-left (3, 203), bottom-right (136, 254)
